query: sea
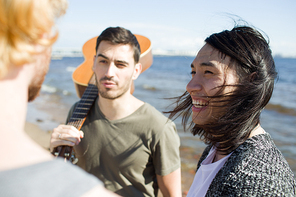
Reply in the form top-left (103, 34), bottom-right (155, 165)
top-left (27, 55), bottom-right (296, 176)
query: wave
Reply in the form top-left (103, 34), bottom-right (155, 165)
top-left (66, 67), bottom-right (76, 73)
top-left (41, 85), bottom-right (72, 96)
top-left (265, 103), bottom-right (296, 116)
top-left (142, 84), bottom-right (157, 91)
top-left (41, 84), bottom-right (57, 93)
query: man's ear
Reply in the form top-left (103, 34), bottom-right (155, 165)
top-left (92, 55), bottom-right (96, 71)
top-left (132, 63), bottom-right (142, 80)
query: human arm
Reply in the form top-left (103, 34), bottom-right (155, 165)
top-left (157, 168), bottom-right (182, 197)
top-left (153, 119), bottom-right (181, 197)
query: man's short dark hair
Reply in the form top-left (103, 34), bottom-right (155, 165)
top-left (95, 27), bottom-right (141, 64)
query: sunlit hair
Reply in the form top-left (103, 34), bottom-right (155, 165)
top-left (0, 0), bottom-right (68, 79)
top-left (95, 27), bottom-right (141, 64)
top-left (167, 26), bottom-right (277, 154)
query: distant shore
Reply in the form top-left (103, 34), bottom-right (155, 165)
top-left (51, 49), bottom-right (296, 60)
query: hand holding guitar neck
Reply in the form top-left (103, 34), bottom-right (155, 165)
top-left (51, 34), bottom-right (153, 163)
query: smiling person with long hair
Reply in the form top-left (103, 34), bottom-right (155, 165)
top-left (168, 26), bottom-right (296, 196)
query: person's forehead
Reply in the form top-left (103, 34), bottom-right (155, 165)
top-left (98, 41), bottom-right (132, 50)
top-left (97, 41), bottom-right (133, 57)
top-left (192, 44), bottom-right (231, 68)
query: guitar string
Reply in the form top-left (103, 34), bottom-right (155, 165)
top-left (69, 79), bottom-right (98, 129)
top-left (60, 82), bottom-right (97, 158)
top-left (63, 82), bottom-right (97, 158)
top-left (71, 78), bottom-right (91, 124)
top-left (70, 86), bottom-right (97, 128)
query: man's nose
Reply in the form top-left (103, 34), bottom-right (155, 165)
top-left (105, 63), bottom-right (116, 77)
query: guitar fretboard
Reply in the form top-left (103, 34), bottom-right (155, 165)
top-left (68, 83), bottom-right (98, 129)
top-left (53, 79), bottom-right (98, 163)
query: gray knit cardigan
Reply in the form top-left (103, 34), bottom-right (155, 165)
top-left (196, 133), bottom-right (296, 197)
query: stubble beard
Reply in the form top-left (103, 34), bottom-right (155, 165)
top-left (28, 84), bottom-right (42, 102)
top-left (28, 70), bottom-right (46, 102)
top-left (96, 76), bottom-right (132, 100)
top-left (28, 47), bottom-right (51, 102)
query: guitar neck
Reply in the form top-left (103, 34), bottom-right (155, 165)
top-left (53, 76), bottom-right (98, 163)
top-left (67, 83), bottom-right (98, 129)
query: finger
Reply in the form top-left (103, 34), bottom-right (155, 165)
top-left (56, 126), bottom-right (83, 141)
top-left (50, 140), bottom-right (75, 153)
top-left (50, 132), bottom-right (77, 150)
top-left (79, 130), bottom-right (84, 138)
top-left (54, 125), bottom-right (81, 140)
top-left (59, 125), bottom-right (81, 135)
top-left (50, 125), bottom-right (81, 151)
top-left (54, 131), bottom-right (80, 144)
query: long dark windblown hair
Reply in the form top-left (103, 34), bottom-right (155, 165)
top-left (167, 26), bottom-right (277, 154)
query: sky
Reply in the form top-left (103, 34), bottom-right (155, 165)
top-left (53, 0), bottom-right (296, 57)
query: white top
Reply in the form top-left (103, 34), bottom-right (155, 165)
top-left (187, 146), bottom-right (232, 197)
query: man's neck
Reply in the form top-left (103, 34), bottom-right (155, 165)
top-left (0, 68), bottom-right (28, 134)
top-left (98, 93), bottom-right (144, 121)
top-left (0, 66), bottom-right (52, 171)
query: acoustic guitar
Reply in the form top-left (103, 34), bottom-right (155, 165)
top-left (52, 34), bottom-right (153, 163)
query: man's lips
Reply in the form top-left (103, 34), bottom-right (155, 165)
top-left (101, 81), bottom-right (116, 88)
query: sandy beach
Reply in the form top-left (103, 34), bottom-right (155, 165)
top-left (25, 122), bottom-right (52, 150)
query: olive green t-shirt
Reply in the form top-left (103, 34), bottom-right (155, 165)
top-left (68, 99), bottom-right (180, 197)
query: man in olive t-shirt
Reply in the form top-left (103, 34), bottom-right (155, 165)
top-left (68, 98), bottom-right (180, 197)
top-left (50, 27), bottom-right (181, 197)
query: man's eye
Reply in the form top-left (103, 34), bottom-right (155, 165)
top-left (205, 70), bottom-right (213, 74)
top-left (99, 60), bottom-right (107, 64)
top-left (116, 63), bottom-right (126, 68)
top-left (190, 71), bottom-right (196, 75)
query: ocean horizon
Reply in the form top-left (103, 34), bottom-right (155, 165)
top-left (51, 49), bottom-right (296, 59)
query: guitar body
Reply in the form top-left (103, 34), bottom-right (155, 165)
top-left (72, 34), bottom-right (153, 98)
